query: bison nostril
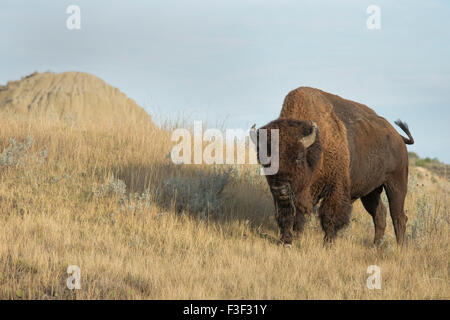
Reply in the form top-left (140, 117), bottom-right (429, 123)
top-left (271, 183), bottom-right (292, 200)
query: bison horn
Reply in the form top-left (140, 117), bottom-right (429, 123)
top-left (299, 121), bottom-right (318, 148)
top-left (250, 124), bottom-right (257, 145)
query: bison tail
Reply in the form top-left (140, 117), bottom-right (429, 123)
top-left (394, 119), bottom-right (414, 145)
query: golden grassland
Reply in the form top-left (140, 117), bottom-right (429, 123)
top-left (0, 116), bottom-right (448, 299)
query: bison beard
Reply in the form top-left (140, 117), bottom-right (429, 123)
top-left (271, 183), bottom-right (296, 244)
top-left (256, 87), bottom-right (414, 246)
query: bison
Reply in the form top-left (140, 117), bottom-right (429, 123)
top-left (251, 87), bottom-right (414, 246)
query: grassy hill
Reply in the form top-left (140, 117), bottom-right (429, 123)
top-left (408, 152), bottom-right (449, 181)
top-left (0, 116), bottom-right (448, 299)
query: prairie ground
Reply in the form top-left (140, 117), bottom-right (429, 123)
top-left (0, 116), bottom-right (448, 299)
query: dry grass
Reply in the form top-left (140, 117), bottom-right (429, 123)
top-left (0, 116), bottom-right (448, 300)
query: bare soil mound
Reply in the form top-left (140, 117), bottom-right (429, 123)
top-left (0, 71), bottom-right (152, 124)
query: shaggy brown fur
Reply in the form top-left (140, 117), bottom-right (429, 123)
top-left (256, 87), bottom-right (414, 246)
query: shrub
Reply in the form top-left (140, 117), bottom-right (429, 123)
top-left (93, 176), bottom-right (152, 215)
top-left (410, 196), bottom-right (430, 244)
top-left (119, 191), bottom-right (152, 215)
top-left (415, 158), bottom-right (432, 168)
top-left (409, 194), bottom-right (446, 245)
top-left (0, 135), bottom-right (47, 167)
top-left (408, 152), bottom-right (419, 159)
top-left (0, 136), bottom-right (34, 167)
top-left (162, 167), bottom-right (233, 219)
top-left (93, 175), bottom-right (127, 198)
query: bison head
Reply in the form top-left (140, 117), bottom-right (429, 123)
top-left (250, 118), bottom-right (322, 244)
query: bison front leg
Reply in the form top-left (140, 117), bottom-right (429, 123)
top-left (293, 192), bottom-right (313, 236)
top-left (272, 184), bottom-right (298, 245)
top-left (318, 189), bottom-right (352, 244)
top-left (274, 201), bottom-right (295, 245)
top-left (293, 212), bottom-right (306, 235)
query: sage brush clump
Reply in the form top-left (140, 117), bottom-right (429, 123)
top-left (411, 198), bottom-right (428, 244)
top-left (410, 195), bottom-right (443, 245)
top-left (0, 135), bottom-right (47, 167)
top-left (93, 176), bottom-right (152, 214)
top-left (119, 191), bottom-right (152, 214)
top-left (93, 175), bottom-right (127, 198)
top-left (162, 167), bottom-right (233, 219)
top-left (0, 136), bottom-right (33, 167)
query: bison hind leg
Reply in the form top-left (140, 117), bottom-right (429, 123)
top-left (361, 186), bottom-right (387, 246)
top-left (384, 178), bottom-right (408, 246)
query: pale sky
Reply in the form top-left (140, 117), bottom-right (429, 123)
top-left (1, 0), bottom-right (449, 162)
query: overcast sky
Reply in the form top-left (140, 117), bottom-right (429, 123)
top-left (1, 0), bottom-right (449, 162)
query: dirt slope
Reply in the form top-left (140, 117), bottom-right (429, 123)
top-left (0, 71), bottom-right (151, 124)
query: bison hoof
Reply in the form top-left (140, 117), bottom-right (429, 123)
top-left (374, 239), bottom-right (384, 248)
top-left (322, 237), bottom-right (335, 248)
